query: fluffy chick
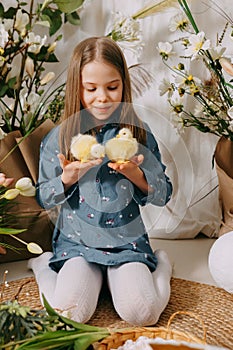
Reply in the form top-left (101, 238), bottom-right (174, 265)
top-left (105, 127), bottom-right (138, 163)
top-left (70, 134), bottom-right (105, 163)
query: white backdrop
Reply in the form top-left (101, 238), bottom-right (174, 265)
top-left (6, 0), bottom-right (232, 239)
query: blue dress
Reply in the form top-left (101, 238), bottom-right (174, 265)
top-left (36, 111), bottom-right (172, 272)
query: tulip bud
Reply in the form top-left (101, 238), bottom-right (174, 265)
top-left (20, 186), bottom-right (36, 197)
top-left (15, 177), bottom-right (36, 196)
top-left (25, 56), bottom-right (34, 77)
top-left (15, 177), bottom-right (32, 190)
top-left (40, 71), bottom-right (55, 85)
top-left (48, 41), bottom-right (57, 53)
top-left (219, 57), bottom-right (233, 76)
top-left (2, 188), bottom-right (20, 200)
top-left (0, 174), bottom-right (14, 187)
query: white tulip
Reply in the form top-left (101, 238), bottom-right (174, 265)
top-left (1, 188), bottom-right (20, 200)
top-left (14, 9), bottom-right (29, 35)
top-left (40, 71), bottom-right (55, 85)
top-left (15, 177), bottom-right (33, 190)
top-left (25, 56), bottom-right (34, 77)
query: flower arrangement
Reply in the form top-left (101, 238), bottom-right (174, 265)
top-left (0, 0), bottom-right (85, 137)
top-left (106, 0), bottom-right (178, 53)
top-left (157, 0), bottom-right (233, 140)
top-left (0, 172), bottom-right (43, 255)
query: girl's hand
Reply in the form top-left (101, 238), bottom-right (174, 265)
top-left (57, 154), bottom-right (102, 190)
top-left (108, 154), bottom-right (144, 175)
top-left (108, 154), bottom-right (153, 194)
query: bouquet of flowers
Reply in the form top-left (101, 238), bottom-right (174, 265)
top-left (157, 0), bottom-right (233, 140)
top-left (0, 172), bottom-right (42, 255)
top-left (0, 0), bottom-right (85, 137)
top-left (106, 0), bottom-right (178, 45)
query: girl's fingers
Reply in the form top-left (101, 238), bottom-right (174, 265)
top-left (57, 154), bottom-right (70, 168)
top-left (131, 154), bottom-right (144, 166)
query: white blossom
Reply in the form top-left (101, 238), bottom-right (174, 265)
top-left (208, 46), bottom-right (226, 61)
top-left (157, 42), bottom-right (175, 60)
top-left (159, 78), bottom-right (173, 97)
top-left (168, 12), bottom-right (189, 32)
top-left (26, 32), bottom-right (47, 53)
top-left (185, 32), bottom-right (211, 60)
top-left (25, 56), bottom-right (34, 77)
top-left (0, 24), bottom-right (8, 47)
top-left (40, 71), bottom-right (55, 85)
top-left (14, 9), bottom-right (29, 35)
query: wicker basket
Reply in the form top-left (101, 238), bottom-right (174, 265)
top-left (97, 311), bottom-right (207, 350)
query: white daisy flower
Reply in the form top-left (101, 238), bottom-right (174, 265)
top-left (159, 78), bottom-right (174, 97)
top-left (157, 42), bottom-right (175, 60)
top-left (185, 32), bottom-right (211, 59)
top-left (168, 12), bottom-right (190, 32)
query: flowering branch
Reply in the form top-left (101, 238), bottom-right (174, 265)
top-left (0, 0), bottom-right (85, 136)
top-left (157, 0), bottom-right (233, 140)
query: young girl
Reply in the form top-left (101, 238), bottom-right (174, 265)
top-left (29, 36), bottom-right (173, 326)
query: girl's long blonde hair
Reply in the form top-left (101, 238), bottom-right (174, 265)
top-left (60, 37), bottom-right (146, 158)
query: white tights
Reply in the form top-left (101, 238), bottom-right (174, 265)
top-left (28, 249), bottom-right (172, 325)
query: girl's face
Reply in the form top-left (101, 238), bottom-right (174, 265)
top-left (80, 60), bottom-right (123, 121)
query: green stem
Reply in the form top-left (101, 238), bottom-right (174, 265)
top-left (178, 0), bottom-right (199, 33)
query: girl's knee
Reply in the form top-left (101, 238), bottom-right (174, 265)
top-left (114, 297), bottom-right (161, 326)
top-left (54, 301), bottom-right (95, 323)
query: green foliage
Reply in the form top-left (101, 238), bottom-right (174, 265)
top-left (53, 0), bottom-right (85, 14)
top-left (0, 0), bottom-right (84, 136)
top-left (0, 295), bottom-right (110, 350)
top-left (0, 300), bottom-right (49, 346)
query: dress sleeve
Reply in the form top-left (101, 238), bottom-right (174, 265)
top-left (36, 126), bottom-right (78, 209)
top-left (132, 125), bottom-right (173, 207)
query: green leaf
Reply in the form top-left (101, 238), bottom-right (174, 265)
top-left (0, 84), bottom-right (9, 98)
top-left (0, 3), bottom-right (4, 17)
top-left (52, 0), bottom-right (84, 14)
top-left (15, 330), bottom-right (76, 349)
top-left (42, 294), bottom-right (59, 317)
top-left (36, 46), bottom-right (59, 62)
top-left (42, 295), bottom-right (109, 333)
top-left (177, 0), bottom-right (199, 33)
top-left (15, 330), bottom-right (110, 350)
top-left (65, 11), bottom-right (81, 25)
top-left (7, 76), bottom-right (17, 89)
top-left (42, 8), bottom-right (63, 36)
top-left (4, 6), bottom-right (17, 19)
top-left (40, 13), bottom-right (52, 26)
top-left (74, 331), bottom-right (110, 350)
top-left (0, 227), bottom-right (26, 234)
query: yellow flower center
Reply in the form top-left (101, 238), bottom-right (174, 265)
top-left (195, 41), bottom-right (203, 51)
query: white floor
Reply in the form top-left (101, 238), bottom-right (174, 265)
top-left (0, 236), bottom-right (217, 286)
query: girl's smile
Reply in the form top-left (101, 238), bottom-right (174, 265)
top-left (80, 60), bottom-right (123, 121)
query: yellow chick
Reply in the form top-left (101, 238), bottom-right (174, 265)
top-left (70, 134), bottom-right (105, 163)
top-left (105, 127), bottom-right (138, 163)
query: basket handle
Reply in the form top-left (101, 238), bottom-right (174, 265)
top-left (166, 311), bottom-right (207, 343)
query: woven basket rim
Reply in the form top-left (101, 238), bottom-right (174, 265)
top-left (98, 311), bottom-right (207, 350)
top-left (98, 326), bottom-right (205, 350)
